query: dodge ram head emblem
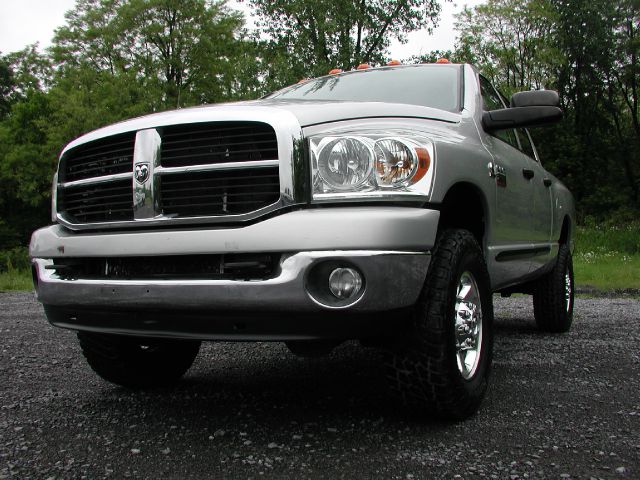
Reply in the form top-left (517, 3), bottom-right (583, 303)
top-left (134, 163), bottom-right (150, 184)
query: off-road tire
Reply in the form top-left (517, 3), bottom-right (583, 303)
top-left (77, 332), bottom-right (200, 388)
top-left (533, 244), bottom-right (574, 333)
top-left (386, 229), bottom-right (494, 421)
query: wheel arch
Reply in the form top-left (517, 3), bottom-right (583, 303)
top-left (438, 182), bottom-right (489, 249)
top-left (558, 215), bottom-right (571, 246)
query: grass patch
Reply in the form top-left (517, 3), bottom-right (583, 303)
top-left (0, 269), bottom-right (33, 292)
top-left (574, 252), bottom-right (640, 290)
top-left (573, 223), bottom-right (640, 291)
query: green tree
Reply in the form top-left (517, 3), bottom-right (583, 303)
top-left (0, 57), bottom-right (14, 120)
top-left (454, 0), bottom-right (640, 219)
top-left (52, 0), bottom-right (246, 109)
top-left (455, 0), bottom-right (559, 95)
top-left (244, 0), bottom-right (444, 84)
top-left (0, 91), bottom-right (55, 247)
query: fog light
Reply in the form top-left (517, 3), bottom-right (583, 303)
top-left (328, 268), bottom-right (363, 299)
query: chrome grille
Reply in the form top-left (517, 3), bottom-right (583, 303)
top-left (160, 167), bottom-right (280, 217)
top-left (56, 121), bottom-right (282, 227)
top-left (58, 179), bottom-right (134, 223)
top-left (59, 133), bottom-right (135, 182)
top-left (160, 122), bottom-right (277, 168)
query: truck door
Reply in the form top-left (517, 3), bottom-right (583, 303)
top-left (479, 77), bottom-right (535, 281)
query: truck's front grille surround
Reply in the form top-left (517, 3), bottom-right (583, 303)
top-left (56, 121), bottom-right (284, 227)
top-left (49, 254), bottom-right (280, 281)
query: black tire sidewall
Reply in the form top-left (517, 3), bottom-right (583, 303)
top-left (432, 239), bottom-right (494, 400)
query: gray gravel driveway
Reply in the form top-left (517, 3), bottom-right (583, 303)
top-left (1, 292), bottom-right (638, 479)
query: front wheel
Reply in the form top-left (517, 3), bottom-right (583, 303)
top-left (386, 229), bottom-right (494, 421)
top-left (77, 332), bottom-right (201, 388)
top-left (533, 244), bottom-right (574, 333)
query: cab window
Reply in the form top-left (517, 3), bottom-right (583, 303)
top-left (479, 76), bottom-right (520, 149)
top-left (516, 129), bottom-right (538, 161)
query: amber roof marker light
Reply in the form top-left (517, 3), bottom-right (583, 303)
top-left (435, 58), bottom-right (451, 64)
top-left (356, 63), bottom-right (371, 70)
top-left (387, 59), bottom-right (402, 66)
top-left (328, 68), bottom-right (343, 75)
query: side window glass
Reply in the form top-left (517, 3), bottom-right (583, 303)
top-left (517, 129), bottom-right (537, 161)
top-left (479, 76), bottom-right (520, 150)
top-left (479, 76), bottom-right (503, 110)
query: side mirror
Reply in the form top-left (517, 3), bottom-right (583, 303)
top-left (510, 90), bottom-right (559, 108)
top-left (482, 90), bottom-right (562, 131)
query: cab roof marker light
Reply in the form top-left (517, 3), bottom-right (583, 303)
top-left (328, 68), bottom-right (343, 74)
top-left (356, 63), bottom-right (371, 70)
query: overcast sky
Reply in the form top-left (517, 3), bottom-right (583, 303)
top-left (0, 0), bottom-right (485, 60)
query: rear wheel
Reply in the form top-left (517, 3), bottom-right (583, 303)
top-left (386, 229), bottom-right (494, 420)
top-left (77, 332), bottom-right (200, 388)
top-left (533, 244), bottom-right (574, 333)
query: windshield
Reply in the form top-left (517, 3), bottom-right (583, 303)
top-left (266, 65), bottom-right (461, 112)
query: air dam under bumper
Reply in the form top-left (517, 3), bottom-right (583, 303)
top-left (31, 207), bottom-right (438, 339)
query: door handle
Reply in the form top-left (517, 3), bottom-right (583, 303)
top-left (522, 168), bottom-right (535, 180)
top-left (543, 178), bottom-right (552, 187)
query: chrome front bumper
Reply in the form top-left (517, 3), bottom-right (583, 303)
top-left (31, 207), bottom-right (439, 338)
top-left (33, 250), bottom-right (430, 312)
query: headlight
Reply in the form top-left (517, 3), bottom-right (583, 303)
top-left (374, 138), bottom-right (430, 188)
top-left (310, 133), bottom-right (434, 200)
top-left (316, 137), bottom-right (373, 191)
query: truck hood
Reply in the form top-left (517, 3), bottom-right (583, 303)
top-left (247, 99), bottom-right (461, 126)
top-left (62, 99), bottom-right (461, 153)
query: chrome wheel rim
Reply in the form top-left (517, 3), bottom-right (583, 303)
top-left (565, 270), bottom-right (572, 313)
top-left (455, 271), bottom-right (483, 380)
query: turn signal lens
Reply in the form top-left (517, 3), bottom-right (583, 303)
top-left (412, 147), bottom-right (431, 183)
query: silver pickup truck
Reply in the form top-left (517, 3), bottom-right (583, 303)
top-left (30, 62), bottom-right (575, 420)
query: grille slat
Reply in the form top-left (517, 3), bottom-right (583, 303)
top-left (58, 179), bottom-right (133, 223)
top-left (161, 166), bottom-right (280, 217)
top-left (160, 174), bottom-right (279, 191)
top-left (68, 146), bottom-right (134, 166)
top-left (162, 132), bottom-right (275, 149)
top-left (163, 191), bottom-right (278, 202)
top-left (61, 133), bottom-right (136, 183)
top-left (160, 122), bottom-right (278, 168)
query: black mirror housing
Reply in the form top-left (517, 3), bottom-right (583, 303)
top-left (510, 90), bottom-right (559, 108)
top-left (482, 106), bottom-right (563, 131)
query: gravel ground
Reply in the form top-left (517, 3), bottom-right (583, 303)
top-left (1, 292), bottom-right (638, 479)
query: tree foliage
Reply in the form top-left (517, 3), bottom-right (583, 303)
top-left (244, 0), bottom-right (443, 83)
top-left (0, 0), bottom-right (639, 249)
top-left (52, 0), bottom-right (246, 109)
top-left (455, 0), bottom-right (640, 219)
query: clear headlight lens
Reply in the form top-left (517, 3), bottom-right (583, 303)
top-left (310, 133), bottom-right (434, 200)
top-left (317, 137), bottom-right (373, 191)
